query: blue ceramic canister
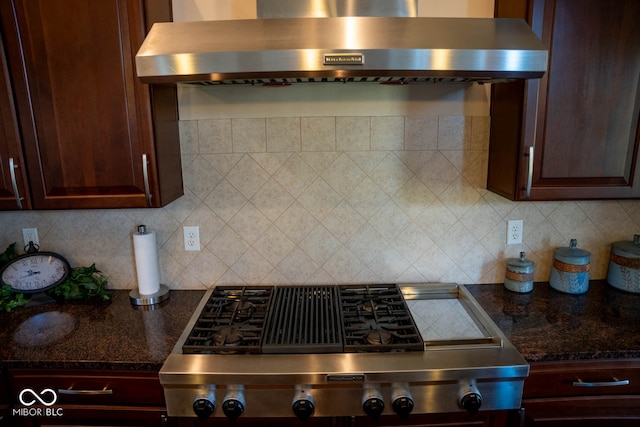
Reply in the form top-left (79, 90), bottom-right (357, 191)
top-left (549, 239), bottom-right (591, 294)
top-left (505, 251), bottom-right (535, 293)
top-left (607, 234), bottom-right (640, 293)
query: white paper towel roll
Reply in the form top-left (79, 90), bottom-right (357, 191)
top-left (133, 229), bottom-right (161, 295)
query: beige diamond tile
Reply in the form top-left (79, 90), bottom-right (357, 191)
top-left (226, 155), bottom-right (270, 199)
top-left (416, 152), bottom-right (460, 195)
top-left (368, 200), bottom-right (411, 241)
top-left (253, 225), bottom-right (296, 266)
top-left (208, 226), bottom-right (250, 267)
top-left (274, 201), bottom-right (320, 243)
top-left (188, 249), bottom-right (229, 285)
top-left (231, 247), bottom-right (274, 283)
top-left (459, 201), bottom-right (501, 240)
top-left (298, 152), bottom-right (340, 174)
top-left (183, 156), bottom-right (224, 199)
top-left (347, 151), bottom-right (387, 173)
top-left (393, 176), bottom-right (435, 220)
top-left (345, 223), bottom-right (388, 265)
top-left (273, 153), bottom-right (318, 198)
top-left (413, 245), bottom-right (456, 282)
top-left (228, 202), bottom-right (272, 244)
top-left (435, 221), bottom-right (479, 260)
top-left (369, 152), bottom-right (413, 196)
top-left (546, 202), bottom-right (587, 237)
top-left (395, 150), bottom-right (436, 174)
top-left (437, 177), bottom-right (482, 219)
top-left (345, 176), bottom-right (390, 220)
top-left (297, 178), bottom-right (342, 221)
top-left (322, 153), bottom-right (366, 197)
top-left (204, 179), bottom-right (248, 223)
top-left (250, 178), bottom-right (295, 221)
top-left (414, 199), bottom-right (456, 242)
top-left (163, 188), bottom-right (200, 223)
top-left (276, 247), bottom-right (319, 283)
top-left (322, 200), bottom-right (366, 244)
top-left (249, 152), bottom-right (292, 175)
top-left (393, 222), bottom-right (433, 264)
top-left (368, 246), bottom-right (411, 283)
top-left (201, 153), bottom-right (244, 176)
top-left (323, 247), bottom-right (365, 282)
top-left (298, 224), bottom-right (341, 264)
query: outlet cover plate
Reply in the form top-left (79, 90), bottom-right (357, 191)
top-left (183, 226), bottom-right (201, 251)
top-left (507, 220), bottom-right (523, 245)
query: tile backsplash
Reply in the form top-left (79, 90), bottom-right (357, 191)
top-left (2, 115), bottom-right (639, 290)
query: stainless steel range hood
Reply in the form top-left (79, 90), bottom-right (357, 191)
top-left (135, 0), bottom-right (548, 86)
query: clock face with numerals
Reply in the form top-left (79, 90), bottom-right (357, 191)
top-left (0, 252), bottom-right (71, 293)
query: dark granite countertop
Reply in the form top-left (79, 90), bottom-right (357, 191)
top-left (466, 280), bottom-right (640, 363)
top-left (0, 290), bottom-right (204, 370)
top-left (1, 282), bottom-right (638, 370)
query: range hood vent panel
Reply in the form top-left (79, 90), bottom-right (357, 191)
top-left (135, 17), bottom-right (548, 85)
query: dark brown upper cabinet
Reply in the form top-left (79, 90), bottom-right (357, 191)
top-left (0, 0), bottom-right (182, 210)
top-left (488, 0), bottom-right (640, 200)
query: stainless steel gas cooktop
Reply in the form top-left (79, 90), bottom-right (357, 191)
top-left (160, 283), bottom-right (528, 420)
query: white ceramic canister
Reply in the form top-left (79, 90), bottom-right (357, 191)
top-left (607, 234), bottom-right (640, 293)
top-left (505, 251), bottom-right (535, 293)
top-left (549, 239), bottom-right (591, 294)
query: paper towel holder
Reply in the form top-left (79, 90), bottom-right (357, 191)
top-left (130, 224), bottom-right (170, 306)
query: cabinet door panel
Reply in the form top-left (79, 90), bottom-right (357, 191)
top-left (532, 0), bottom-right (640, 191)
top-left (0, 32), bottom-right (30, 210)
top-left (489, 0), bottom-right (640, 200)
top-left (0, 0), bottom-right (171, 209)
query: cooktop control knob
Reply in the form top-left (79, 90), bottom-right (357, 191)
top-left (391, 383), bottom-right (414, 417)
top-left (362, 384), bottom-right (385, 418)
top-left (192, 388), bottom-right (216, 420)
top-left (222, 385), bottom-right (245, 421)
top-left (292, 385), bottom-right (315, 420)
top-left (458, 380), bottom-right (482, 415)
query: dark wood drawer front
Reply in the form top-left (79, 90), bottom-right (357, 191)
top-left (524, 360), bottom-right (640, 398)
top-left (9, 369), bottom-right (165, 406)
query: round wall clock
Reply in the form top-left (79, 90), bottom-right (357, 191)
top-left (0, 251), bottom-right (71, 293)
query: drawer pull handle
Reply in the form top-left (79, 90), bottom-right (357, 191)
top-left (572, 378), bottom-right (630, 387)
top-left (57, 387), bottom-right (113, 395)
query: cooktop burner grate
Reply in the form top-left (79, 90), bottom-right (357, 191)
top-left (262, 286), bottom-right (343, 354)
top-left (182, 286), bottom-right (272, 354)
top-left (340, 284), bottom-right (424, 352)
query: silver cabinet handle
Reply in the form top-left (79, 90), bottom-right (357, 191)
top-left (142, 153), bottom-right (152, 207)
top-left (573, 378), bottom-right (630, 387)
top-left (525, 146), bottom-right (534, 199)
top-left (9, 157), bottom-right (24, 209)
top-left (57, 387), bottom-right (113, 395)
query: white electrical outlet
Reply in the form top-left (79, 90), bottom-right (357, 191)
top-left (183, 226), bottom-right (201, 251)
top-left (22, 228), bottom-right (39, 247)
top-left (507, 220), bottom-right (524, 245)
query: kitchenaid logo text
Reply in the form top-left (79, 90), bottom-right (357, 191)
top-left (323, 53), bottom-right (364, 65)
top-left (13, 388), bottom-right (64, 417)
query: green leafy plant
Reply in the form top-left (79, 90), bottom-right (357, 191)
top-left (0, 243), bottom-right (30, 311)
top-left (49, 264), bottom-right (112, 302)
top-left (0, 243), bottom-right (111, 311)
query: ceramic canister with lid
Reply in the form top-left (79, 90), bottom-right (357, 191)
top-left (505, 251), bottom-right (535, 293)
top-left (607, 234), bottom-right (640, 293)
top-left (549, 239), bottom-right (591, 294)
